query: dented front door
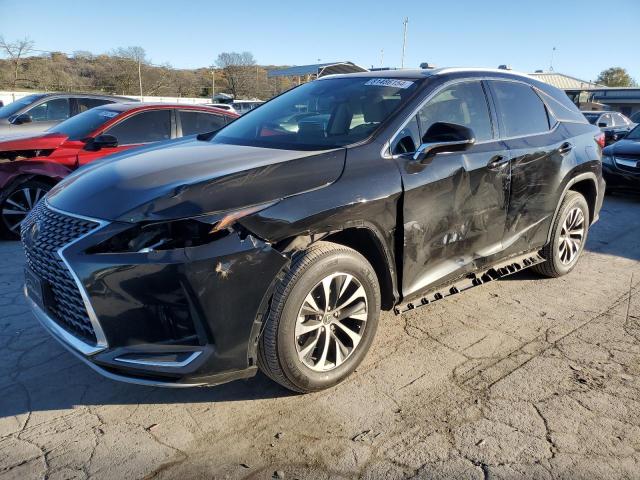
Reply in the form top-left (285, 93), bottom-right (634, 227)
top-left (394, 80), bottom-right (511, 298)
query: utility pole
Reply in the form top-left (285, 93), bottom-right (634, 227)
top-left (211, 69), bottom-right (215, 98)
top-left (380, 49), bottom-right (384, 67)
top-left (138, 59), bottom-right (143, 98)
top-left (550, 46), bottom-right (556, 72)
top-left (401, 17), bottom-right (408, 68)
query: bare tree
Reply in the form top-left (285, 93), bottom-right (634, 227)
top-left (110, 46), bottom-right (147, 96)
top-left (0, 36), bottom-right (35, 88)
top-left (215, 51), bottom-right (257, 98)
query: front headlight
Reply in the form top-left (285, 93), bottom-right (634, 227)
top-left (90, 203), bottom-right (274, 253)
top-left (602, 155), bottom-right (614, 165)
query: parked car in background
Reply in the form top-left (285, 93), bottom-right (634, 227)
top-left (21, 68), bottom-right (604, 391)
top-left (0, 93), bottom-right (135, 138)
top-left (582, 110), bottom-right (636, 145)
top-left (232, 100), bottom-right (264, 115)
top-left (0, 103), bottom-right (237, 237)
top-left (602, 124), bottom-right (640, 192)
top-left (205, 103), bottom-right (238, 114)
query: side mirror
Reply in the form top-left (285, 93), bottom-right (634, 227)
top-left (89, 134), bottom-right (118, 150)
top-left (597, 122), bottom-right (607, 128)
top-left (11, 113), bottom-right (32, 125)
top-left (413, 122), bottom-right (475, 163)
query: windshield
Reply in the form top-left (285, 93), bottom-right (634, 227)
top-left (626, 124), bottom-right (640, 140)
top-left (583, 112), bottom-right (600, 125)
top-left (0, 94), bottom-right (44, 118)
top-left (213, 77), bottom-right (423, 150)
top-left (49, 107), bottom-right (121, 140)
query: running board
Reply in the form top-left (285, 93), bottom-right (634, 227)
top-left (393, 251), bottom-right (545, 315)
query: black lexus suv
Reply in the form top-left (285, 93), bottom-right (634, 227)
top-left (21, 68), bottom-right (605, 392)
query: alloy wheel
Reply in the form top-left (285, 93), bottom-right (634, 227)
top-left (558, 207), bottom-right (585, 265)
top-left (1, 186), bottom-right (46, 234)
top-left (295, 272), bottom-right (368, 372)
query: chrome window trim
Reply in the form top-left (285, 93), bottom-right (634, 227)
top-left (114, 351), bottom-right (202, 368)
top-left (41, 200), bottom-right (110, 354)
top-left (382, 75), bottom-right (563, 159)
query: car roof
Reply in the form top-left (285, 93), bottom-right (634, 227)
top-left (96, 102), bottom-right (236, 115)
top-left (319, 67), bottom-right (540, 82)
top-left (34, 92), bottom-right (136, 101)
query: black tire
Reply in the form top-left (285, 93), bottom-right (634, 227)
top-left (0, 180), bottom-right (51, 240)
top-left (533, 191), bottom-right (589, 278)
top-left (258, 241), bottom-right (381, 393)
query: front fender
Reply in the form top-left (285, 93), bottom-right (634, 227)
top-left (0, 159), bottom-right (72, 190)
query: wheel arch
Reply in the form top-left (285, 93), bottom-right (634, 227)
top-left (546, 172), bottom-right (599, 243)
top-left (274, 226), bottom-right (398, 311)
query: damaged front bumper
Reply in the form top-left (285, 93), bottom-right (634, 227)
top-left (24, 212), bottom-right (289, 388)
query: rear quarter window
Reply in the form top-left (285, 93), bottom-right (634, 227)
top-left (537, 89), bottom-right (589, 124)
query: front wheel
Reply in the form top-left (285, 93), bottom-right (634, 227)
top-left (258, 241), bottom-right (381, 393)
top-left (0, 180), bottom-right (51, 240)
top-left (533, 191), bottom-right (589, 278)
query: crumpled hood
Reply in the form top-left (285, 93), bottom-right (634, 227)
top-left (0, 132), bottom-right (68, 152)
top-left (603, 138), bottom-right (640, 157)
top-left (47, 137), bottom-right (345, 222)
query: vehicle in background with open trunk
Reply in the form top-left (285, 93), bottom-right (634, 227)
top-left (0, 103), bottom-right (237, 238)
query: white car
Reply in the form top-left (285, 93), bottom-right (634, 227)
top-left (205, 103), bottom-right (237, 114)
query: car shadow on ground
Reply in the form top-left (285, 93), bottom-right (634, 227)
top-left (1, 356), bottom-right (298, 420)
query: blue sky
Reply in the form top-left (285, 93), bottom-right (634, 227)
top-left (2, 0), bottom-right (639, 82)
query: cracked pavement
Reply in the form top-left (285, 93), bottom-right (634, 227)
top-left (1, 194), bottom-right (639, 480)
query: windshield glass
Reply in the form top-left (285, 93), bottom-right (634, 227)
top-left (213, 77), bottom-right (423, 150)
top-left (626, 124), bottom-right (640, 140)
top-left (0, 94), bottom-right (44, 118)
top-left (583, 113), bottom-right (600, 125)
top-left (49, 107), bottom-right (120, 140)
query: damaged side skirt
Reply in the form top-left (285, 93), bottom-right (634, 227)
top-left (394, 250), bottom-right (545, 315)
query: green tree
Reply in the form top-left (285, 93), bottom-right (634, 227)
top-left (596, 67), bottom-right (637, 87)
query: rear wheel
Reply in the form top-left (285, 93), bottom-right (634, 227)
top-left (258, 241), bottom-right (381, 393)
top-left (533, 191), bottom-right (589, 278)
top-left (0, 180), bottom-right (51, 240)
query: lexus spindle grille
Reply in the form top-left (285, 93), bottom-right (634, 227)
top-left (21, 201), bottom-right (100, 344)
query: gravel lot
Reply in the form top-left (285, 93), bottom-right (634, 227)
top-left (1, 194), bottom-right (639, 480)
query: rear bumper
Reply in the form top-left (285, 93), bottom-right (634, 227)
top-left (25, 215), bottom-right (289, 388)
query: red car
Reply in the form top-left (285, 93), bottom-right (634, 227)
top-left (0, 103), bottom-right (237, 238)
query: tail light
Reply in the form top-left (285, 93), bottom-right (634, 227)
top-left (595, 132), bottom-right (605, 149)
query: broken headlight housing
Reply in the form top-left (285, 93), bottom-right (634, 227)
top-left (90, 203), bottom-right (273, 254)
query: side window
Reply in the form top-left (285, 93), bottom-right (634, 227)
top-left (76, 98), bottom-right (112, 113)
top-left (417, 81), bottom-right (493, 142)
top-left (180, 111), bottom-right (226, 136)
top-left (491, 81), bottom-right (550, 137)
top-left (391, 115), bottom-right (421, 154)
top-left (106, 110), bottom-right (172, 145)
top-left (27, 98), bottom-right (70, 122)
top-left (612, 113), bottom-right (627, 127)
top-left (598, 114), bottom-right (612, 127)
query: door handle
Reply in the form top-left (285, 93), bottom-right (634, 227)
top-left (558, 142), bottom-right (573, 155)
top-left (487, 155), bottom-right (509, 169)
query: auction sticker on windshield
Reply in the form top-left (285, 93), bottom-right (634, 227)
top-left (364, 78), bottom-right (414, 89)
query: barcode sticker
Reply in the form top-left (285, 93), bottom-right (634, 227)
top-left (364, 78), bottom-right (414, 89)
